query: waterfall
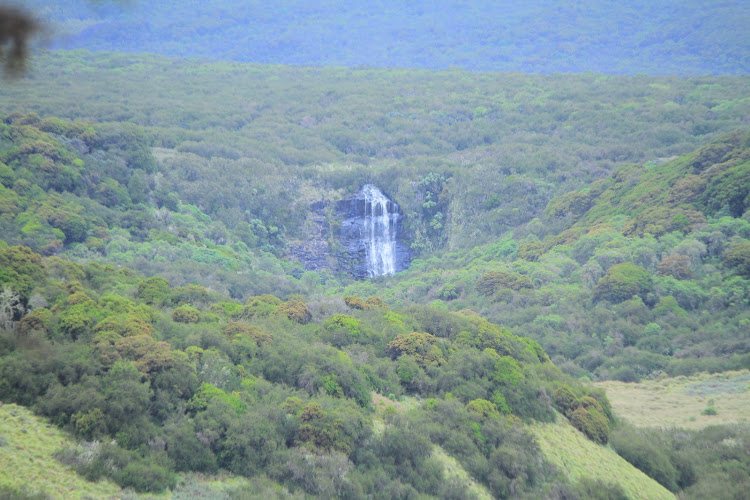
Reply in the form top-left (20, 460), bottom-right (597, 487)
top-left (361, 184), bottom-right (399, 277)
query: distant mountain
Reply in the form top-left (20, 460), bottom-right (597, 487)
top-left (24, 0), bottom-right (750, 75)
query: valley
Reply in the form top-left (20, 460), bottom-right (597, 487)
top-left (0, 4), bottom-right (749, 496)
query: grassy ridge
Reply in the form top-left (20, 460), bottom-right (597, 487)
top-left (530, 417), bottom-right (675, 500)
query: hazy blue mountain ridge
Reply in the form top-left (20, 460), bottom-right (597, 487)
top-left (22, 0), bottom-right (750, 75)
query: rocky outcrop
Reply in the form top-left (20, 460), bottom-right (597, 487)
top-left (336, 184), bottom-right (410, 279)
top-left (290, 186), bottom-right (410, 279)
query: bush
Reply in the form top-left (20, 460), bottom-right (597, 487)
top-left (172, 304), bottom-right (200, 323)
top-left (552, 385), bottom-right (578, 414)
top-left (0, 485), bottom-right (50, 500)
top-left (64, 442), bottom-right (176, 493)
top-left (569, 406), bottom-right (610, 445)
top-left (276, 298), bottom-right (312, 324)
top-left (344, 295), bottom-right (367, 310)
top-left (224, 321), bottom-right (272, 344)
top-left (568, 478), bottom-right (629, 500)
top-left (724, 242), bottom-right (750, 277)
top-left (701, 406), bottom-right (718, 416)
top-left (321, 314), bottom-right (361, 347)
top-left (594, 262), bottom-right (653, 303)
top-left (386, 332), bottom-right (445, 366)
top-left (475, 270), bottom-right (534, 295)
top-left (466, 399), bottom-right (501, 420)
top-left (135, 276), bottom-right (170, 305)
top-left (365, 296), bottom-right (388, 308)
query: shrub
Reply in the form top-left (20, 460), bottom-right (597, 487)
top-left (386, 332), bottom-right (445, 366)
top-left (552, 385), bottom-right (579, 415)
top-left (568, 478), bottom-right (629, 500)
top-left (344, 295), bottom-right (367, 310)
top-left (724, 242), bottom-right (750, 277)
top-left (224, 321), bottom-right (272, 344)
top-left (594, 262), bottom-right (653, 303)
top-left (0, 485), bottom-right (50, 500)
top-left (65, 442), bottom-right (176, 493)
top-left (16, 307), bottom-right (52, 335)
top-left (321, 314), bottom-right (361, 347)
top-left (365, 296), bottom-right (388, 308)
top-left (657, 255), bottom-right (692, 279)
top-left (172, 304), bottom-right (200, 323)
top-left (115, 460), bottom-right (176, 493)
top-left (701, 406), bottom-right (718, 416)
top-left (466, 399), bottom-right (501, 420)
top-left (276, 298), bottom-right (312, 324)
top-left (135, 276), bottom-right (170, 305)
top-left (569, 406), bottom-right (610, 445)
top-left (240, 295), bottom-right (280, 319)
top-left (517, 241), bottom-right (545, 261)
top-left (475, 270), bottom-right (534, 295)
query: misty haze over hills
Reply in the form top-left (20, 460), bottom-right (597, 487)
top-left (23, 0), bottom-right (750, 75)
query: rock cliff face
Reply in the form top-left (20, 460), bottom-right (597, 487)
top-left (290, 185), bottom-right (410, 279)
top-left (337, 184), bottom-right (411, 279)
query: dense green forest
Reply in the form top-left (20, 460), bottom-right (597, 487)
top-left (25, 0), bottom-right (750, 75)
top-left (349, 131), bottom-right (750, 384)
top-left (3, 51), bottom-right (749, 257)
top-left (0, 49), bottom-right (749, 498)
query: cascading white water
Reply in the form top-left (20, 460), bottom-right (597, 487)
top-left (361, 184), bottom-right (399, 277)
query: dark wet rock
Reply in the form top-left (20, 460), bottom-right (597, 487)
top-left (290, 185), bottom-right (410, 279)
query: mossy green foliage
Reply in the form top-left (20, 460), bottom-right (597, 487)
top-left (224, 321), bottom-right (272, 345)
top-left (0, 245), bottom-right (44, 304)
top-left (0, 114), bottom-right (309, 303)
top-left (466, 398), bottom-right (501, 420)
top-left (552, 385), bottom-right (613, 444)
top-left (321, 313), bottom-right (361, 347)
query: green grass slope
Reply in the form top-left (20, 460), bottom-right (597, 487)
top-left (530, 416), bottom-right (675, 500)
top-left (0, 402), bottom-right (122, 499)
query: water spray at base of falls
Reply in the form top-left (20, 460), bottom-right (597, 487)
top-left (361, 184), bottom-right (399, 278)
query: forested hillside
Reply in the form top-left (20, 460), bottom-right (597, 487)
top-left (353, 132), bottom-right (750, 384)
top-left (0, 238), bottom-right (625, 497)
top-left (23, 0), bottom-right (750, 75)
top-left (2, 52), bottom-right (749, 258)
